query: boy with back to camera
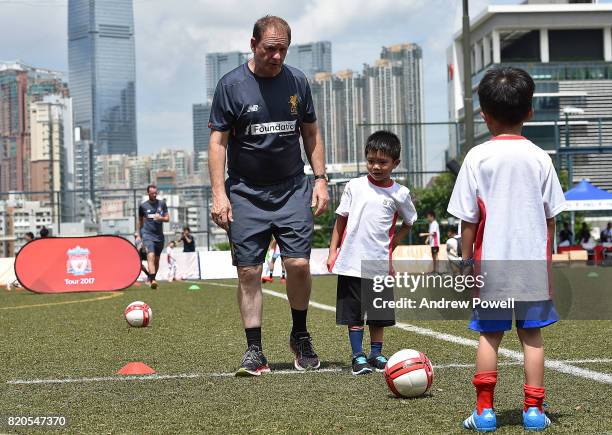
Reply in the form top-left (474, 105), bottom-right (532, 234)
top-left (327, 131), bottom-right (417, 375)
top-left (448, 67), bottom-right (566, 432)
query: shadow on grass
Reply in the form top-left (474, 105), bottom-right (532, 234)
top-left (386, 391), bottom-right (435, 401)
top-left (496, 408), bottom-right (564, 428)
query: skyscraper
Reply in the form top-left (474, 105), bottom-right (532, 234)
top-left (285, 41), bottom-right (332, 82)
top-left (311, 70), bottom-right (365, 165)
top-left (205, 52), bottom-right (249, 101)
top-left (364, 43), bottom-right (424, 186)
top-left (68, 0), bottom-right (137, 157)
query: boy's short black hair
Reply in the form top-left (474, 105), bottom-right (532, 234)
top-left (426, 210), bottom-right (436, 218)
top-left (477, 67), bottom-right (535, 126)
top-left (365, 130), bottom-right (401, 161)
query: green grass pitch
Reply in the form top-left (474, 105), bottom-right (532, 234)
top-left (0, 269), bottom-right (611, 433)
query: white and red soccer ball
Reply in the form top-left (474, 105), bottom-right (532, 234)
top-left (124, 301), bottom-right (152, 327)
top-left (384, 349), bottom-right (434, 398)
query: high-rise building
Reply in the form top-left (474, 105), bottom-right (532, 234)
top-left (193, 103), bottom-right (211, 170)
top-left (128, 155), bottom-right (151, 189)
top-left (29, 99), bottom-right (65, 211)
top-left (205, 52), bottom-right (249, 101)
top-left (363, 43), bottom-right (425, 186)
top-left (0, 196), bottom-right (53, 256)
top-left (285, 41), bottom-right (332, 82)
top-left (150, 149), bottom-right (192, 186)
top-left (95, 154), bottom-right (129, 189)
top-left (0, 61), bottom-right (67, 192)
top-left (68, 0), bottom-right (137, 157)
top-left (447, 0), bottom-right (612, 189)
top-left (311, 70), bottom-right (365, 165)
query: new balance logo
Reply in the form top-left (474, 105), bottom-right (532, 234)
top-left (247, 104), bottom-right (259, 113)
top-left (248, 121), bottom-right (297, 135)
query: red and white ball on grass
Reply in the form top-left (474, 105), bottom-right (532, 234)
top-left (124, 301), bottom-right (152, 327)
top-left (384, 349), bottom-right (434, 398)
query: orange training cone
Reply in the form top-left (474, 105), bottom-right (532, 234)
top-left (116, 362), bottom-right (156, 375)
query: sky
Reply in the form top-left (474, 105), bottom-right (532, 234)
top-left (0, 0), bottom-right (579, 171)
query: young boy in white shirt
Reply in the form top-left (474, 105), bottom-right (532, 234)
top-left (327, 131), bottom-right (417, 375)
top-left (448, 67), bottom-right (565, 432)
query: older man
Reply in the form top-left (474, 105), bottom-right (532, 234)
top-left (208, 15), bottom-right (329, 376)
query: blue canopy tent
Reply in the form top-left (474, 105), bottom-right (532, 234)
top-left (562, 179), bottom-right (612, 251)
top-left (564, 179), bottom-right (612, 211)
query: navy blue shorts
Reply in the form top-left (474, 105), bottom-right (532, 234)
top-left (226, 173), bottom-right (313, 267)
top-left (469, 300), bottom-right (559, 332)
top-left (143, 239), bottom-right (164, 257)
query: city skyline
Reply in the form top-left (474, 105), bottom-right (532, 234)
top-left (0, 0), bottom-right (539, 174)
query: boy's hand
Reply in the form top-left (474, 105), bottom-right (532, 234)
top-left (326, 250), bottom-right (338, 273)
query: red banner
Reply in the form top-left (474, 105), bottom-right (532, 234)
top-left (15, 236), bottom-right (141, 293)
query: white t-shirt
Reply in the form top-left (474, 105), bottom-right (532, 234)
top-left (428, 221), bottom-right (440, 247)
top-left (446, 236), bottom-right (461, 261)
top-left (166, 246), bottom-right (175, 264)
top-left (447, 136), bottom-right (566, 300)
top-left (331, 176), bottom-right (417, 278)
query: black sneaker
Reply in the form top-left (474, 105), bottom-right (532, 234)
top-left (235, 345), bottom-right (271, 377)
top-left (352, 353), bottom-right (373, 375)
top-left (289, 332), bottom-right (320, 371)
top-left (367, 354), bottom-right (388, 372)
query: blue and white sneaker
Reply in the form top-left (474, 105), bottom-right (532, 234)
top-left (367, 354), bottom-right (388, 372)
top-left (463, 408), bottom-right (496, 432)
top-left (351, 353), bottom-right (372, 375)
top-left (523, 407), bottom-right (551, 431)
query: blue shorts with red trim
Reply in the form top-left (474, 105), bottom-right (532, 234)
top-left (468, 300), bottom-right (559, 332)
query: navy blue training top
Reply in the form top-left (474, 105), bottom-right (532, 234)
top-left (138, 199), bottom-right (168, 242)
top-left (209, 63), bottom-right (316, 185)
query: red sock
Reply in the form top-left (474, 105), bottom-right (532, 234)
top-left (524, 384), bottom-right (545, 412)
top-left (473, 371), bottom-right (497, 414)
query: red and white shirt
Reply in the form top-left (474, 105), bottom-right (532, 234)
top-left (447, 135), bottom-right (566, 300)
top-left (332, 175), bottom-right (417, 278)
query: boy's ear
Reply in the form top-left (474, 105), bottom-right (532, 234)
top-left (479, 111), bottom-right (487, 122)
top-left (525, 107), bottom-right (534, 122)
top-left (393, 159), bottom-right (401, 169)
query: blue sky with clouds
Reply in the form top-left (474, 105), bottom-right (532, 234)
top-left (5, 0), bottom-right (606, 171)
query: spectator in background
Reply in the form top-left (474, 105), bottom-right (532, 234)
top-left (578, 222), bottom-right (596, 251)
top-left (24, 232), bottom-right (34, 244)
top-left (166, 241), bottom-right (178, 282)
top-left (600, 222), bottom-right (612, 244)
top-left (39, 226), bottom-right (49, 238)
top-left (446, 227), bottom-right (462, 275)
top-left (558, 222), bottom-right (573, 247)
top-left (177, 226), bottom-right (196, 252)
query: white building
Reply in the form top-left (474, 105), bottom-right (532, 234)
top-left (447, 0), bottom-right (612, 189)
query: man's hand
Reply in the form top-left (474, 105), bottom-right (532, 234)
top-left (153, 213), bottom-right (163, 222)
top-left (311, 179), bottom-right (329, 217)
top-left (211, 192), bottom-right (233, 231)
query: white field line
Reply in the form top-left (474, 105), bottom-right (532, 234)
top-left (208, 282), bottom-right (612, 385)
top-left (7, 284), bottom-right (612, 386)
top-left (6, 368), bottom-right (344, 385)
top-left (8, 361), bottom-right (612, 386)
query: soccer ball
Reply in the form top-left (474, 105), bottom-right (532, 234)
top-left (124, 301), bottom-right (152, 327)
top-left (384, 349), bottom-right (434, 398)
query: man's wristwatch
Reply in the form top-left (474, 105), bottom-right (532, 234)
top-left (314, 174), bottom-right (329, 182)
